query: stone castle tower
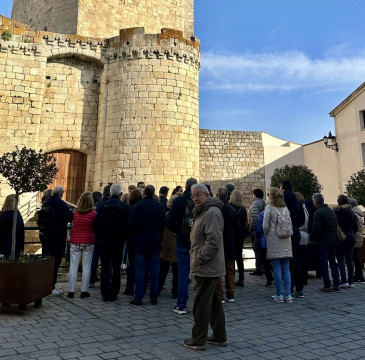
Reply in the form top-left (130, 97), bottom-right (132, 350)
top-left (1, 0), bottom-right (200, 204)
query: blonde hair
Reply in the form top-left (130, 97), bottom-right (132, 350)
top-left (121, 193), bottom-right (129, 203)
top-left (167, 194), bottom-right (180, 209)
top-left (76, 191), bottom-right (94, 213)
top-left (269, 187), bottom-right (286, 208)
top-left (229, 189), bottom-right (244, 207)
top-left (2, 194), bottom-right (16, 211)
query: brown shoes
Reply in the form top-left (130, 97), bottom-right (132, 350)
top-left (235, 279), bottom-right (244, 287)
top-left (319, 287), bottom-right (333, 292)
top-left (183, 339), bottom-right (206, 351)
top-left (206, 336), bottom-right (227, 347)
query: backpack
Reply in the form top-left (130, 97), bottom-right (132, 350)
top-left (273, 207), bottom-right (293, 238)
top-left (181, 198), bottom-right (194, 238)
top-left (37, 206), bottom-right (58, 234)
top-left (100, 203), bottom-right (126, 238)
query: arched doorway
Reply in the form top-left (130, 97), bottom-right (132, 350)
top-left (48, 150), bottom-right (87, 205)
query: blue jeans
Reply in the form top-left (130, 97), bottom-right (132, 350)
top-left (176, 244), bottom-right (190, 308)
top-left (134, 252), bottom-right (160, 303)
top-left (271, 258), bottom-right (291, 297)
top-left (317, 246), bottom-right (340, 288)
top-left (336, 243), bottom-right (354, 285)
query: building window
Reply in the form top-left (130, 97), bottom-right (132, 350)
top-left (362, 143), bottom-right (365, 166)
top-left (360, 110), bottom-right (365, 129)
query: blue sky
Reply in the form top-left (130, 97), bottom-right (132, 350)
top-left (2, 1), bottom-right (365, 144)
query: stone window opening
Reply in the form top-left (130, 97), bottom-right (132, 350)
top-left (360, 110), bottom-right (365, 130)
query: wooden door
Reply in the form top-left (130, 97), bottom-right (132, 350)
top-left (48, 150), bottom-right (87, 206)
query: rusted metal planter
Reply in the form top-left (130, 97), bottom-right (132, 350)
top-left (0, 257), bottom-right (54, 306)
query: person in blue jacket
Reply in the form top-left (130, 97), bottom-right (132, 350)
top-left (255, 210), bottom-right (274, 287)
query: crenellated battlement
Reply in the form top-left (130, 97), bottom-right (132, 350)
top-left (0, 17), bottom-right (201, 69)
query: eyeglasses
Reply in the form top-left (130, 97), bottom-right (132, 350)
top-left (191, 192), bottom-right (204, 199)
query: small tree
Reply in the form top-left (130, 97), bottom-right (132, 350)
top-left (0, 147), bottom-right (58, 261)
top-left (270, 164), bottom-right (323, 200)
top-left (345, 169), bottom-right (365, 206)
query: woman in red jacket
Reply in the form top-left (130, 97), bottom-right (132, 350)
top-left (67, 192), bottom-right (97, 299)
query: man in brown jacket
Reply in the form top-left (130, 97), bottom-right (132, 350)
top-left (183, 184), bottom-right (227, 351)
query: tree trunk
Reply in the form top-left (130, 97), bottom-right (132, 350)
top-left (11, 194), bottom-right (19, 261)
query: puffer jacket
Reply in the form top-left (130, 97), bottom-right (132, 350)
top-left (255, 211), bottom-right (267, 248)
top-left (352, 206), bottom-right (364, 248)
top-left (311, 204), bottom-right (337, 247)
top-left (263, 204), bottom-right (292, 260)
top-left (70, 210), bottom-right (97, 245)
top-left (248, 197), bottom-right (265, 231)
top-left (190, 198), bottom-right (225, 277)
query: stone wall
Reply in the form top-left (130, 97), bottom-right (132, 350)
top-left (11, 0), bottom-right (78, 36)
top-left (199, 130), bottom-right (265, 204)
top-left (12, 0), bottom-right (194, 39)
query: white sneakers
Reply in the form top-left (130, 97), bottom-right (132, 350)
top-left (52, 288), bottom-right (64, 295)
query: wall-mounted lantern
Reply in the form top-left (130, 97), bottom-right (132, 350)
top-left (323, 131), bottom-right (338, 152)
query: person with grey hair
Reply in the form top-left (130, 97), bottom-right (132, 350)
top-left (166, 177), bottom-right (198, 315)
top-left (93, 183), bottom-right (129, 301)
top-left (129, 184), bottom-right (166, 306)
top-left (349, 198), bottom-right (365, 282)
top-left (311, 193), bottom-right (341, 292)
top-left (334, 194), bottom-right (358, 288)
top-left (217, 187), bottom-right (239, 303)
top-left (184, 183), bottom-right (226, 350)
top-left (42, 185), bottom-right (74, 295)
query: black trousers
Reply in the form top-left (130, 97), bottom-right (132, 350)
top-left (46, 235), bottom-right (66, 288)
top-left (235, 237), bottom-right (245, 280)
top-left (158, 259), bottom-right (179, 295)
top-left (290, 239), bottom-right (303, 292)
top-left (353, 247), bottom-right (364, 280)
top-left (100, 242), bottom-right (123, 299)
top-left (191, 276), bottom-right (226, 345)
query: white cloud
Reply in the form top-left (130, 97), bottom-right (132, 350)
top-left (200, 51), bottom-right (365, 93)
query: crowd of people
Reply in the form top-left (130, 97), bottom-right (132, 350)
top-left (0, 177), bottom-right (364, 350)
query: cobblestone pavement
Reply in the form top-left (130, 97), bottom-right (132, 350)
top-left (1, 271), bottom-right (365, 360)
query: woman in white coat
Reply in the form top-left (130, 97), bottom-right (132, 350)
top-left (263, 187), bottom-right (293, 303)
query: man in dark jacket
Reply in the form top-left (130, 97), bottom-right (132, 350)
top-left (311, 193), bottom-right (340, 292)
top-left (129, 185), bottom-right (165, 305)
top-left (93, 183), bottom-right (129, 301)
top-left (89, 184), bottom-right (111, 287)
top-left (217, 187), bottom-right (240, 303)
top-left (281, 180), bottom-right (305, 297)
top-left (166, 177), bottom-right (197, 314)
top-left (159, 186), bottom-right (169, 213)
top-left (43, 186), bottom-right (74, 295)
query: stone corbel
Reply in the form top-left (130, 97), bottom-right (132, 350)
top-left (174, 52), bottom-right (183, 62)
top-left (164, 50), bottom-right (174, 60)
top-left (144, 49), bottom-right (154, 59)
top-left (132, 49), bottom-right (142, 59)
top-left (9, 44), bottom-right (19, 54)
top-left (183, 54), bottom-right (190, 64)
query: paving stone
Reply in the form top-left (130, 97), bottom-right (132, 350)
top-left (1, 271), bottom-right (365, 359)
